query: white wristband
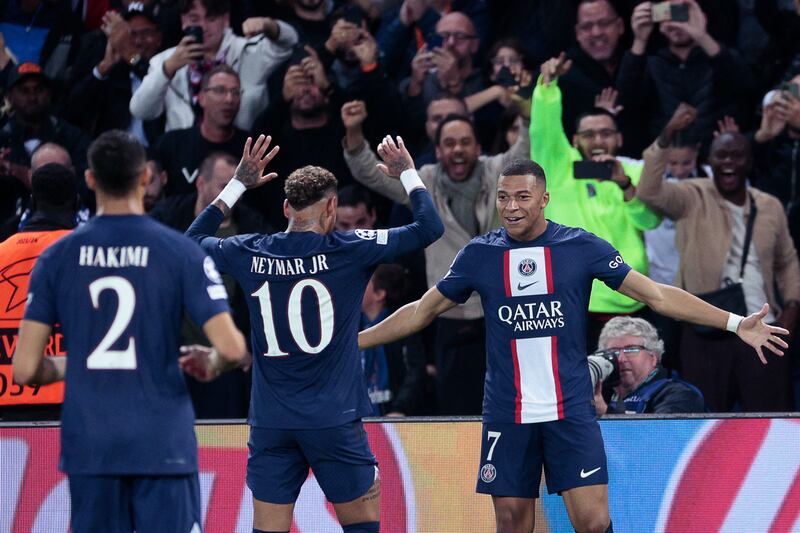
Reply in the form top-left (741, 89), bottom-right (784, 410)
top-left (215, 178), bottom-right (246, 209)
top-left (726, 313), bottom-right (744, 333)
top-left (399, 168), bottom-right (425, 195)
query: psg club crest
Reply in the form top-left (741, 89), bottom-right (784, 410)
top-left (517, 258), bottom-right (537, 277)
top-left (480, 463), bottom-right (496, 483)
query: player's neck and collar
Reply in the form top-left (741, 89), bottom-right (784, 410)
top-left (503, 219), bottom-right (552, 245)
top-left (94, 192), bottom-right (146, 217)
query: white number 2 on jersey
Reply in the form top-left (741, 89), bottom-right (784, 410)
top-left (252, 279), bottom-right (334, 356)
top-left (86, 276), bottom-right (137, 369)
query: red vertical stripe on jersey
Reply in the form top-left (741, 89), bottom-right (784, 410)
top-left (550, 336), bottom-right (564, 419)
top-left (511, 339), bottom-right (521, 423)
top-left (664, 419), bottom-right (770, 533)
top-left (768, 465), bottom-right (800, 533)
top-left (503, 250), bottom-right (511, 297)
top-left (544, 247), bottom-right (554, 293)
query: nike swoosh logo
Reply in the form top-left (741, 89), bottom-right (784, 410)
top-left (517, 281), bottom-right (539, 290)
top-left (580, 467), bottom-right (602, 478)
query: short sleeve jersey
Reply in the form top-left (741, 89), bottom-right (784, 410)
top-left (24, 216), bottom-right (230, 475)
top-left (203, 227), bottom-right (406, 429)
top-left (437, 223), bottom-right (631, 424)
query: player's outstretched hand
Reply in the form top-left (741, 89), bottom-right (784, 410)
top-left (376, 135), bottom-right (415, 178)
top-left (737, 304), bottom-right (789, 365)
top-left (178, 345), bottom-right (225, 382)
top-left (234, 134), bottom-right (280, 189)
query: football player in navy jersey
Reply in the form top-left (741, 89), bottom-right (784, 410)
top-left (359, 158), bottom-right (788, 533)
top-left (184, 134), bottom-right (443, 533)
top-left (13, 130), bottom-right (248, 533)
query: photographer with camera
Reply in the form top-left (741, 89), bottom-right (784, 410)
top-left (129, 0), bottom-right (298, 133)
top-left (530, 52), bottom-right (660, 348)
top-left (593, 317), bottom-right (705, 415)
top-left (617, 0), bottom-right (751, 155)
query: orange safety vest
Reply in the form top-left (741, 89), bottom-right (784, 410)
top-left (0, 230), bottom-right (71, 406)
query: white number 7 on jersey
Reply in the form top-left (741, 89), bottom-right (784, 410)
top-left (486, 431), bottom-right (502, 461)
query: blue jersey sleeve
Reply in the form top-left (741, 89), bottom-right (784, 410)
top-left (436, 244), bottom-right (477, 304)
top-left (23, 246), bottom-right (60, 326)
top-left (585, 233), bottom-right (632, 290)
top-left (349, 187), bottom-right (444, 267)
top-left (185, 205), bottom-right (235, 272)
top-left (179, 238), bottom-right (232, 328)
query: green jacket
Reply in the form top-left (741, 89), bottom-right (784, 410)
top-left (530, 78), bottom-right (660, 313)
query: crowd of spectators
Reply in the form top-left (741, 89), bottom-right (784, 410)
top-left (2, 0), bottom-right (800, 419)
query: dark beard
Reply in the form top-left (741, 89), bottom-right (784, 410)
top-left (294, 104), bottom-right (326, 120)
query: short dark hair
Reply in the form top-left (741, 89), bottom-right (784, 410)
top-left (201, 64), bottom-right (239, 90)
top-left (179, 0), bottom-right (229, 17)
top-left (372, 263), bottom-right (410, 310)
top-left (87, 130), bottom-right (146, 197)
top-left (285, 166), bottom-right (338, 210)
top-left (337, 184), bottom-right (374, 210)
top-left (199, 151), bottom-right (237, 181)
top-left (575, 108), bottom-right (618, 133)
top-left (434, 113), bottom-right (477, 145)
top-left (428, 93), bottom-right (467, 112)
top-left (500, 159), bottom-right (547, 187)
top-left (31, 163), bottom-right (77, 207)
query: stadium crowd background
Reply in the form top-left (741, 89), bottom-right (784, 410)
top-left (2, 0), bottom-right (800, 420)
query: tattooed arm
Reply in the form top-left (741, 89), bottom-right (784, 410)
top-left (187, 134), bottom-right (280, 252)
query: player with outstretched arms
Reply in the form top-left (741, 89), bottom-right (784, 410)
top-left (358, 158), bottom-right (787, 533)
top-left (184, 134), bottom-right (444, 533)
top-left (13, 130), bottom-right (248, 533)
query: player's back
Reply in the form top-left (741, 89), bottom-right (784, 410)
top-left (214, 228), bottom-right (400, 429)
top-left (27, 215), bottom-right (228, 475)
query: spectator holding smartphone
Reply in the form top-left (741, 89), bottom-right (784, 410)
top-left (130, 0), bottom-right (298, 132)
top-left (530, 53), bottom-right (660, 347)
top-left (751, 73), bottom-right (800, 213)
top-left (618, 0), bottom-right (752, 155)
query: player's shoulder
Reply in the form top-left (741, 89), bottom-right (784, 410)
top-left (547, 222), bottom-right (607, 247)
top-left (468, 228), bottom-right (508, 249)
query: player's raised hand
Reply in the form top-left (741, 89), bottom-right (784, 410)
top-left (234, 134), bottom-right (280, 189)
top-left (179, 345), bottom-right (222, 382)
top-left (736, 304), bottom-right (789, 365)
top-left (376, 135), bottom-right (415, 178)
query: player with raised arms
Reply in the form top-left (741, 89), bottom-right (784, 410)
top-left (184, 133), bottom-right (444, 533)
top-left (13, 130), bottom-right (248, 533)
top-left (358, 158), bottom-right (788, 533)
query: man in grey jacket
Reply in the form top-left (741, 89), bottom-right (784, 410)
top-left (342, 99), bottom-right (530, 414)
top-left (129, 0), bottom-right (297, 132)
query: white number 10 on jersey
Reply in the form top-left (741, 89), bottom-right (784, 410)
top-left (252, 279), bottom-right (334, 356)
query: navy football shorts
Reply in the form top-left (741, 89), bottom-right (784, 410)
top-left (475, 414), bottom-right (608, 498)
top-left (68, 474), bottom-right (201, 533)
top-left (247, 420), bottom-right (378, 504)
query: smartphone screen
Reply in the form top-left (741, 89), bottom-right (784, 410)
top-left (184, 25), bottom-right (203, 44)
top-left (670, 3), bottom-right (690, 22)
top-left (573, 161), bottom-right (614, 180)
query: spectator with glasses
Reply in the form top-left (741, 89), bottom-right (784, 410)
top-left (130, 0), bottom-right (297, 132)
top-left (404, 12), bottom-right (485, 111)
top-left (375, 0), bottom-right (489, 80)
top-left (66, 4), bottom-right (165, 148)
top-left (558, 0), bottom-right (632, 145)
top-left (152, 65), bottom-right (250, 198)
top-left (464, 38), bottom-right (533, 149)
top-left (593, 316), bottom-right (705, 415)
top-left (531, 53), bottom-right (660, 348)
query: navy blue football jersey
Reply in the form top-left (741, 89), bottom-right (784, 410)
top-left (437, 223), bottom-right (631, 424)
top-left (190, 188), bottom-right (443, 429)
top-left (24, 215), bottom-right (230, 475)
